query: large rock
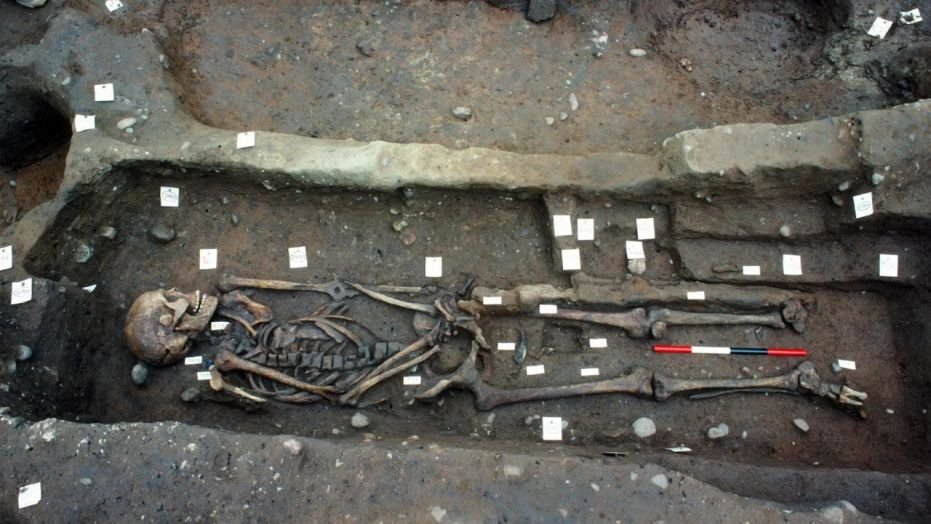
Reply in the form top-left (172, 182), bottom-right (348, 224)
top-left (526, 0), bottom-right (556, 23)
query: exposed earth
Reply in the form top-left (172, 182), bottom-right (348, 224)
top-left (2, 0), bottom-right (931, 522)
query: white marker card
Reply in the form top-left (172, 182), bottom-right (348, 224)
top-left (288, 246), bottom-right (308, 269)
top-left (17, 482), bottom-right (41, 509)
top-left (159, 186), bottom-right (180, 207)
top-left (105, 0), bottom-right (124, 12)
top-left (539, 304), bottom-right (558, 315)
top-left (742, 265), bottom-right (761, 276)
top-left (879, 254), bottom-right (899, 277)
top-left (184, 356), bottom-right (203, 365)
top-left (580, 368), bottom-right (600, 377)
top-left (541, 416), bottom-right (562, 441)
top-left (74, 114), bottom-right (96, 132)
top-left (577, 218), bottom-right (595, 241)
top-left (93, 83), bottom-right (114, 102)
top-left (0, 245), bottom-right (11, 271)
top-left (687, 291), bottom-right (706, 301)
top-left (666, 446), bottom-right (692, 453)
top-left (561, 248), bottom-right (581, 271)
top-left (837, 359), bottom-right (857, 370)
top-left (482, 296), bottom-right (502, 305)
top-left (900, 9), bottom-right (922, 24)
top-left (626, 240), bottom-right (645, 260)
top-left (782, 254), bottom-right (802, 276)
top-left (11, 278), bottom-right (32, 305)
top-left (636, 218), bottom-right (656, 240)
top-left (199, 249), bottom-right (218, 270)
top-left (403, 375), bottom-right (422, 386)
top-left (497, 342), bottom-right (516, 351)
top-left (236, 131), bottom-right (256, 149)
top-left (82, 284), bottom-right (97, 293)
top-left (589, 338), bottom-right (607, 348)
top-left (867, 17), bottom-right (893, 39)
top-left (525, 364), bottom-right (545, 376)
top-left (853, 192), bottom-right (874, 219)
top-left (425, 256), bottom-right (442, 278)
top-left (196, 371), bottom-right (212, 381)
top-left (210, 321), bottom-right (229, 331)
top-left (552, 215), bottom-right (572, 237)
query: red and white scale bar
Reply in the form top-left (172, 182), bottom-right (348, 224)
top-left (654, 345), bottom-right (807, 357)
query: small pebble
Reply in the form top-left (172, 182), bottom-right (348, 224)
top-left (9, 180), bottom-right (16, 187)
top-left (180, 386), bottom-right (202, 402)
top-left (399, 231), bottom-right (417, 246)
top-left (79, 478), bottom-right (92, 486)
top-left (116, 117), bottom-right (137, 130)
top-left (793, 418), bottom-right (810, 433)
top-left (392, 219), bottom-right (408, 232)
top-left (707, 423), bottom-right (729, 439)
top-left (632, 417), bottom-right (656, 438)
top-left (871, 173), bottom-right (885, 185)
top-left (837, 181), bottom-right (851, 192)
top-left (282, 438), bottom-right (303, 455)
top-left (627, 258), bottom-right (646, 275)
top-left (629, 48), bottom-right (647, 57)
top-left (559, 111), bottom-right (568, 121)
top-left (131, 362), bottom-right (149, 385)
top-left (97, 226), bottom-right (117, 240)
top-left (651, 474), bottom-right (669, 490)
top-left (452, 106), bottom-right (472, 121)
top-left (779, 224), bottom-right (791, 237)
top-left (545, 116), bottom-right (555, 126)
top-left (351, 412), bottom-right (370, 429)
top-left (831, 361), bottom-right (842, 373)
top-left (231, 214), bottom-right (240, 226)
top-left (831, 194), bottom-right (844, 207)
top-left (15, 345), bottom-right (32, 361)
top-left (148, 222), bottom-right (176, 244)
top-left (569, 93), bottom-right (579, 111)
top-left (356, 40), bottom-right (375, 57)
top-left (73, 242), bottom-right (94, 264)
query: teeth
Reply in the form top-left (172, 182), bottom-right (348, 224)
top-left (193, 290), bottom-right (201, 313)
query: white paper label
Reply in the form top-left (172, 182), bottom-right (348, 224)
top-left (288, 246), bottom-right (308, 269)
top-left (196, 371), bottom-right (212, 381)
top-left (93, 83), bottom-right (115, 102)
top-left (539, 304), bottom-right (558, 315)
top-left (589, 338), bottom-right (607, 348)
top-left (11, 278), bottom-right (32, 305)
top-left (541, 417), bottom-right (562, 441)
top-left (742, 265), bottom-right (761, 276)
top-left (577, 218), bottom-right (594, 241)
top-left (837, 359), bottom-right (857, 370)
top-left (552, 215), bottom-right (572, 237)
top-left (867, 17), bottom-right (893, 38)
top-left (199, 249), bottom-right (218, 270)
top-left (526, 364), bottom-right (545, 376)
top-left (580, 368), bottom-right (600, 377)
top-left (482, 296), bottom-right (502, 305)
top-left (0, 245), bottom-right (11, 271)
top-left (900, 9), bottom-right (922, 24)
top-left (18, 482), bottom-right (41, 509)
top-left (211, 321), bottom-right (229, 331)
top-left (626, 240), bottom-right (645, 260)
top-left (497, 342), bottom-right (516, 351)
top-left (687, 291), bottom-right (706, 300)
top-left (782, 254), bottom-right (802, 276)
top-left (425, 256), bottom-right (442, 278)
top-left (82, 284), bottom-right (97, 292)
top-left (561, 248), bottom-right (581, 271)
top-left (184, 356), bottom-right (203, 365)
top-left (879, 254), bottom-right (898, 277)
top-left (853, 192), bottom-right (874, 219)
top-left (106, 0), bottom-right (124, 12)
top-left (403, 375), bottom-right (422, 386)
top-left (74, 114), bottom-right (96, 132)
top-left (236, 131), bottom-right (256, 149)
top-left (636, 218), bottom-right (656, 240)
top-left (666, 446), bottom-right (692, 453)
top-left (160, 186), bottom-right (180, 207)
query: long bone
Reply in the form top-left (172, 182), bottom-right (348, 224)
top-left (415, 344), bottom-right (867, 416)
top-left (219, 275), bottom-right (428, 300)
top-left (213, 349), bottom-right (339, 400)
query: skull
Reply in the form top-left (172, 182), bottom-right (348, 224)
top-left (124, 289), bottom-right (219, 366)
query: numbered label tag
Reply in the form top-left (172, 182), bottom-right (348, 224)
top-left (539, 304), bottom-right (557, 315)
top-left (853, 192), bottom-right (874, 219)
top-left (867, 17), bottom-right (893, 39)
top-left (836, 359), bottom-right (857, 370)
top-left (0, 245), bottom-right (11, 271)
top-left (742, 265), bottom-right (761, 276)
top-left (403, 376), bottom-right (422, 386)
top-left (184, 356), bottom-right (203, 366)
top-left (782, 254), bottom-right (802, 276)
top-left (561, 248), bottom-right (581, 271)
top-left (589, 338), bottom-right (607, 348)
top-left (196, 371), bottom-right (212, 381)
top-left (425, 257), bottom-right (442, 278)
top-left (18, 482), bottom-right (41, 509)
top-left (580, 368), bottom-right (600, 377)
top-left (636, 218), bottom-right (656, 240)
top-left (11, 278), bottom-right (32, 305)
top-left (211, 321), bottom-right (230, 331)
top-left (160, 186), bottom-right (180, 207)
top-left (541, 417), bottom-right (562, 441)
top-left (552, 215), bottom-right (572, 237)
top-left (288, 246), bottom-right (308, 269)
top-left (626, 240), bottom-right (645, 260)
top-left (236, 131), bottom-right (256, 149)
top-left (577, 218), bottom-right (594, 241)
top-left (106, 0), bottom-right (124, 12)
top-left (94, 83), bottom-right (115, 102)
top-left (687, 291), bottom-right (705, 300)
top-left (879, 254), bottom-right (898, 278)
top-left (74, 114), bottom-right (96, 132)
top-left (497, 342), bottom-right (516, 351)
top-left (199, 249), bottom-right (218, 270)
top-left (526, 364), bottom-right (545, 376)
top-left (482, 296), bottom-right (502, 305)
top-left (900, 9), bottom-right (922, 24)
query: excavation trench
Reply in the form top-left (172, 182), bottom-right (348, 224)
top-left (2, 163), bottom-right (925, 482)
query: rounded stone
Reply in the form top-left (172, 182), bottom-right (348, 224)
top-left (73, 242), bottom-right (94, 264)
top-left (148, 222), bottom-right (176, 244)
top-left (15, 345), bottom-right (32, 361)
top-left (452, 106), bottom-right (472, 121)
top-left (707, 423), bottom-right (729, 439)
top-left (627, 258), bottom-right (647, 275)
top-left (180, 386), bottom-right (202, 402)
top-left (116, 117), bottom-right (137, 130)
top-left (629, 48), bottom-right (647, 57)
top-left (779, 224), bottom-right (791, 237)
top-left (97, 226), bottom-right (117, 240)
top-left (351, 412), bottom-right (370, 429)
top-left (793, 418), bottom-right (810, 433)
top-left (131, 362), bottom-right (149, 385)
top-left (632, 417), bottom-right (656, 438)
